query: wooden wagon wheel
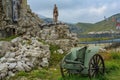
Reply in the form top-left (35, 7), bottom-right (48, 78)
top-left (60, 64), bottom-right (70, 77)
top-left (88, 54), bottom-right (105, 78)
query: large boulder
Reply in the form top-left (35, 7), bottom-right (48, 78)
top-left (0, 41), bottom-right (11, 56)
top-left (0, 63), bottom-right (8, 73)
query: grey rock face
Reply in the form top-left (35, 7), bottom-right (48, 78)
top-left (0, 41), bottom-right (11, 56)
top-left (0, 36), bottom-right (50, 79)
top-left (40, 24), bottom-right (78, 52)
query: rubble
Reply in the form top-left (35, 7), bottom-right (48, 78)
top-left (40, 24), bottom-right (78, 52)
top-left (0, 36), bottom-right (50, 79)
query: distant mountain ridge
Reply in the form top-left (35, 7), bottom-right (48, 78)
top-left (38, 13), bottom-right (120, 35)
top-left (76, 13), bottom-right (120, 34)
top-left (38, 14), bottom-right (80, 33)
top-left (38, 15), bottom-right (53, 23)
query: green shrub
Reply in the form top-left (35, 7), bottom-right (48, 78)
top-left (17, 71), bottom-right (28, 77)
top-left (105, 60), bottom-right (120, 73)
top-left (49, 53), bottom-right (64, 67)
top-left (49, 44), bottom-right (60, 53)
top-left (9, 71), bottom-right (29, 80)
top-left (111, 52), bottom-right (120, 59)
top-left (29, 69), bottom-right (48, 79)
top-left (105, 52), bottom-right (120, 73)
top-left (49, 44), bottom-right (65, 67)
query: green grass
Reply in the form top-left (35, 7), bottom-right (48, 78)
top-left (38, 39), bottom-right (47, 45)
top-left (111, 52), bottom-right (120, 59)
top-left (79, 37), bottom-right (110, 42)
top-left (49, 44), bottom-right (65, 67)
top-left (0, 35), bottom-right (18, 41)
top-left (8, 51), bottom-right (120, 80)
top-left (76, 13), bottom-right (120, 34)
top-left (9, 68), bottom-right (61, 80)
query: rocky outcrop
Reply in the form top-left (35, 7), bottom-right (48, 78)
top-left (0, 0), bottom-right (78, 52)
top-left (40, 24), bottom-right (78, 52)
top-left (0, 0), bottom-right (79, 80)
top-left (0, 41), bottom-right (11, 56)
top-left (0, 0), bottom-right (43, 38)
top-left (0, 36), bottom-right (50, 79)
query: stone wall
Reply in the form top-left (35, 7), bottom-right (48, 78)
top-left (0, 0), bottom-right (43, 38)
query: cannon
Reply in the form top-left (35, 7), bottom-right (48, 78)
top-left (60, 46), bottom-right (105, 78)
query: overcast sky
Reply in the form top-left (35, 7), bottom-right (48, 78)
top-left (28, 0), bottom-right (120, 23)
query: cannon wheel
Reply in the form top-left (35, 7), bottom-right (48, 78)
top-left (88, 54), bottom-right (105, 78)
top-left (60, 64), bottom-right (70, 77)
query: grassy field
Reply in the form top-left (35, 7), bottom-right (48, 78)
top-left (3, 36), bottom-right (120, 80)
top-left (8, 51), bottom-right (120, 80)
top-left (1, 36), bottom-right (120, 80)
top-left (79, 37), bottom-right (110, 42)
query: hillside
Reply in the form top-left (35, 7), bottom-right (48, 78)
top-left (38, 15), bottom-right (82, 34)
top-left (76, 13), bottom-right (120, 34)
top-left (76, 22), bottom-right (93, 34)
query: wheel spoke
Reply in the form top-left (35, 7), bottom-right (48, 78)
top-left (92, 70), bottom-right (97, 77)
top-left (90, 68), bottom-right (96, 70)
top-left (95, 55), bottom-right (98, 63)
top-left (91, 61), bottom-right (95, 66)
top-left (98, 61), bottom-right (103, 67)
top-left (90, 69), bottom-right (94, 76)
top-left (89, 54), bottom-right (105, 78)
top-left (97, 56), bottom-right (100, 63)
top-left (93, 56), bottom-right (97, 64)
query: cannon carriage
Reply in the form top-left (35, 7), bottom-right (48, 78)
top-left (60, 46), bottom-right (105, 78)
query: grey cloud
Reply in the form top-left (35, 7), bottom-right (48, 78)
top-left (28, 0), bottom-right (120, 23)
